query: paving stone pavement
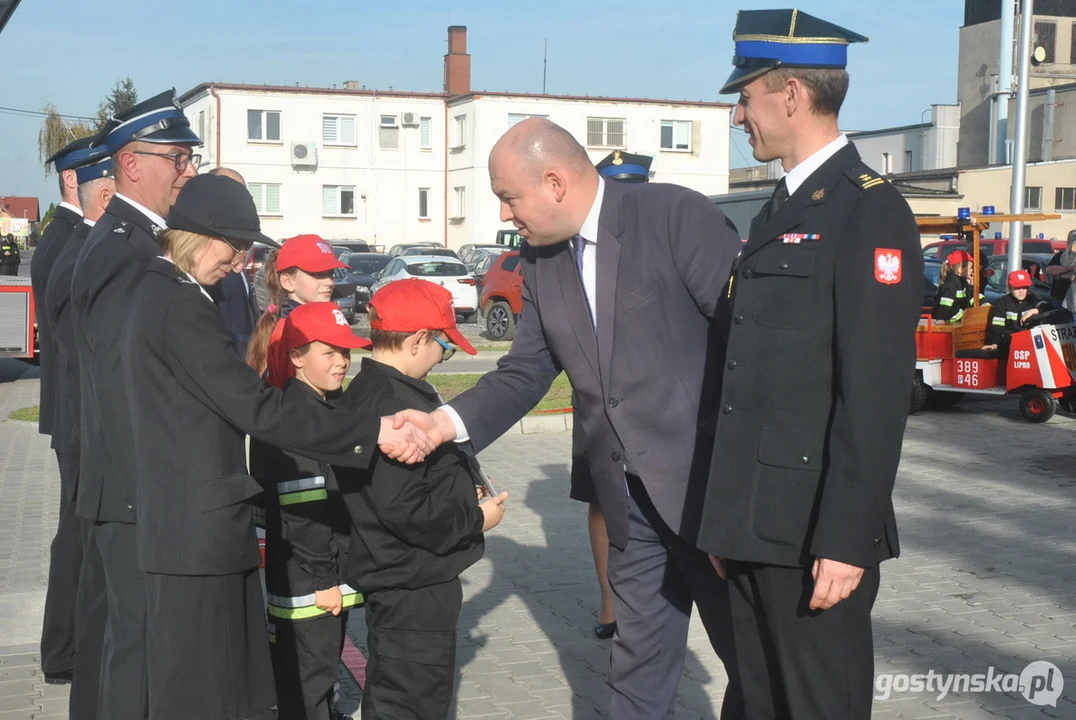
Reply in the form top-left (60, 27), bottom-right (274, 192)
top-left (0, 364), bottom-right (1074, 719)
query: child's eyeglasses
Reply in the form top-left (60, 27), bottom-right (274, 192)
top-left (432, 335), bottom-right (457, 362)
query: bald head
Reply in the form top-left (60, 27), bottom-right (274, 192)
top-left (208, 167), bottom-right (246, 187)
top-left (489, 118), bottom-right (599, 247)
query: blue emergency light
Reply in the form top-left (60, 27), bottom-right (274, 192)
top-left (982, 206), bottom-right (996, 214)
top-left (995, 232), bottom-right (1003, 239)
top-left (957, 207), bottom-right (971, 220)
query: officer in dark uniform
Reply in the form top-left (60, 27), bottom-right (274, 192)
top-left (699, 10), bottom-right (924, 719)
top-left (0, 233), bottom-right (20, 274)
top-left (120, 173), bottom-right (428, 719)
top-left (69, 88), bottom-right (203, 719)
top-left (570, 149), bottom-right (654, 641)
top-left (43, 150), bottom-right (115, 718)
top-left (31, 136), bottom-right (94, 454)
top-left (595, 150), bottom-right (653, 184)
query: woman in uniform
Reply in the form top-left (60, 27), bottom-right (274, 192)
top-left (120, 174), bottom-right (432, 720)
top-left (983, 270), bottom-right (1051, 353)
top-left (933, 249), bottom-right (978, 322)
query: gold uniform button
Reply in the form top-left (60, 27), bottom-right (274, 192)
top-left (353, 445), bottom-right (363, 455)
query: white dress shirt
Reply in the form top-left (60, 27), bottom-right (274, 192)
top-left (59, 201), bottom-right (83, 218)
top-left (441, 177), bottom-right (607, 442)
top-left (84, 219), bottom-right (96, 227)
top-left (782, 133), bottom-right (849, 196)
top-left (115, 193), bottom-right (168, 230)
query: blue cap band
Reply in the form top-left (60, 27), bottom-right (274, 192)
top-left (54, 147), bottom-right (99, 173)
top-left (734, 40), bottom-right (849, 68)
top-left (104, 107), bottom-right (190, 154)
top-left (599, 163), bottom-right (650, 179)
top-left (75, 157), bottom-right (113, 184)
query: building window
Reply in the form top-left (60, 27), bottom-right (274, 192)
top-left (587, 117), bottom-right (626, 148)
top-left (1034, 21), bottom-right (1056, 64)
top-left (379, 126), bottom-right (399, 150)
top-left (419, 117), bottom-right (432, 149)
top-left (451, 115), bottom-right (467, 149)
top-left (904, 150), bottom-right (913, 172)
top-left (1057, 187), bottom-right (1076, 211)
top-left (380, 114), bottom-right (398, 128)
top-left (881, 152), bottom-right (893, 174)
top-left (508, 113), bottom-right (549, 128)
top-left (247, 110), bottom-right (281, 142)
top-left (1026, 186), bottom-right (1043, 210)
top-left (660, 120), bottom-right (691, 151)
top-left (322, 185), bottom-right (356, 216)
top-left (248, 183), bottom-right (282, 215)
top-left (451, 186), bottom-right (466, 219)
top-left (418, 188), bottom-right (430, 219)
top-left (322, 114), bottom-right (356, 146)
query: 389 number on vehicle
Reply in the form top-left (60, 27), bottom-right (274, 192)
top-left (957, 359), bottom-right (980, 387)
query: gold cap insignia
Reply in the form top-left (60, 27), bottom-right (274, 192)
top-left (612, 150), bottom-right (623, 166)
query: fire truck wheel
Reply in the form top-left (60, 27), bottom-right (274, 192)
top-left (1019, 388), bottom-right (1057, 423)
top-left (910, 374), bottom-right (929, 414)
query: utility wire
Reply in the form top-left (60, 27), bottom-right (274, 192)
top-left (0, 105), bottom-right (96, 121)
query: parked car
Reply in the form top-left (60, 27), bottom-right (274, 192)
top-left (339, 252), bottom-right (392, 312)
top-left (922, 237), bottom-right (1056, 261)
top-left (388, 242), bottom-right (440, 257)
top-left (462, 244), bottom-right (510, 272)
top-left (331, 245), bottom-right (350, 259)
top-left (400, 246), bottom-right (459, 259)
top-left (460, 243), bottom-right (506, 263)
top-left (922, 258), bottom-right (941, 313)
top-left (243, 242), bottom-right (274, 283)
top-left (479, 251), bottom-right (523, 340)
top-left (495, 229), bottom-right (526, 248)
top-left (371, 256), bottom-right (479, 322)
top-left (330, 268), bottom-right (360, 324)
top-left (983, 253), bottom-right (1054, 302)
top-left (333, 240), bottom-right (371, 254)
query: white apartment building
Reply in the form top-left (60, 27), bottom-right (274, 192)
top-left (179, 26), bottom-right (733, 249)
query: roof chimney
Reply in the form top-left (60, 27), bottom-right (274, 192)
top-left (444, 25), bottom-right (471, 96)
top-left (343, 80), bottom-right (360, 90)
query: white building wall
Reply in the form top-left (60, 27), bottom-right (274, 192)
top-left (183, 86), bottom-right (732, 251)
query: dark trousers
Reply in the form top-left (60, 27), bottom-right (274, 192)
top-left (40, 451), bottom-right (83, 673)
top-left (146, 569), bottom-right (276, 720)
top-left (69, 520), bottom-right (106, 720)
top-left (726, 561), bottom-right (881, 720)
top-left (271, 611), bottom-right (349, 719)
top-left (606, 476), bottom-right (743, 719)
top-left (361, 579), bottom-right (462, 720)
top-left (95, 521), bottom-right (149, 719)
top-left (0, 261), bottom-right (18, 276)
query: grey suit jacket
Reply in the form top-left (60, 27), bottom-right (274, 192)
top-left (450, 180), bottom-right (741, 548)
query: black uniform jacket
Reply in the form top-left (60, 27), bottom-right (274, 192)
top-left (933, 273), bottom-right (977, 322)
top-left (698, 144), bottom-right (924, 570)
top-left (986, 293), bottom-right (1051, 346)
top-left (43, 221), bottom-right (91, 477)
top-left (251, 380), bottom-right (353, 605)
top-left (30, 203), bottom-right (82, 437)
top-left (70, 196), bottom-right (163, 523)
top-left (121, 257), bottom-right (380, 576)
top-left (338, 358), bottom-right (484, 594)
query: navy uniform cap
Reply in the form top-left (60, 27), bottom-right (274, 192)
top-left (97, 88), bottom-right (202, 155)
top-left (596, 150), bottom-right (652, 184)
top-left (720, 8), bottom-right (868, 94)
top-left (44, 135), bottom-right (98, 173)
top-left (75, 149), bottom-right (114, 185)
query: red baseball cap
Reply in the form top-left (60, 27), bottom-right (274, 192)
top-left (369, 279), bottom-right (477, 355)
top-left (1008, 270), bottom-right (1033, 288)
top-left (276, 234), bottom-right (347, 273)
top-left (281, 302), bottom-right (372, 353)
top-left (946, 250), bottom-right (973, 266)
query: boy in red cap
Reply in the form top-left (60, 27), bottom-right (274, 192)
top-left (336, 279), bottom-right (508, 719)
top-left (984, 270), bottom-right (1052, 352)
top-left (933, 249), bottom-right (982, 322)
top-left (249, 302), bottom-right (372, 720)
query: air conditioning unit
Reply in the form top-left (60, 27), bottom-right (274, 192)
top-left (291, 142), bottom-right (317, 167)
top-left (401, 112), bottom-right (419, 127)
top-left (379, 114), bottom-right (399, 128)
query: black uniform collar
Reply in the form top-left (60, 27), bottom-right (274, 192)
top-left (53, 204), bottom-right (82, 224)
top-left (103, 194), bottom-right (166, 239)
top-left (359, 357), bottom-right (442, 403)
top-left (283, 377), bottom-right (336, 408)
top-left (743, 143), bottom-right (862, 259)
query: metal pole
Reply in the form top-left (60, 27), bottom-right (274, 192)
top-left (1008, 0), bottom-right (1033, 273)
top-left (998, 0), bottom-right (1016, 163)
top-left (542, 39), bottom-right (548, 94)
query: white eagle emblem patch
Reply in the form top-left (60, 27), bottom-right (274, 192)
top-left (875, 249), bottom-right (902, 285)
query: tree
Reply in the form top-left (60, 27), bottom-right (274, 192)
top-left (94, 77), bottom-right (138, 131)
top-left (37, 103), bottom-right (95, 178)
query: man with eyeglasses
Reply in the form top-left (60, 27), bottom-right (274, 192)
top-left (69, 88), bottom-right (202, 719)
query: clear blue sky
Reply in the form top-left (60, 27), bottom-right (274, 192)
top-left (0, 0), bottom-right (964, 206)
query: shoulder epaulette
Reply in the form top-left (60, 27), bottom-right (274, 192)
top-left (845, 166), bottom-right (886, 191)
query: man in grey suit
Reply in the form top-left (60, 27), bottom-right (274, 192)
top-left (405, 119), bottom-right (744, 717)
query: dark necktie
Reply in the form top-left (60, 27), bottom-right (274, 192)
top-left (572, 235), bottom-right (596, 331)
top-left (767, 178), bottom-right (789, 220)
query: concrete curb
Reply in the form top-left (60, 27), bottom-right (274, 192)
top-left (507, 412), bottom-right (573, 435)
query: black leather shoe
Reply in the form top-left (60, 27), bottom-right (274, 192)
top-left (44, 670), bottom-right (73, 685)
top-left (594, 622), bottom-right (617, 639)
